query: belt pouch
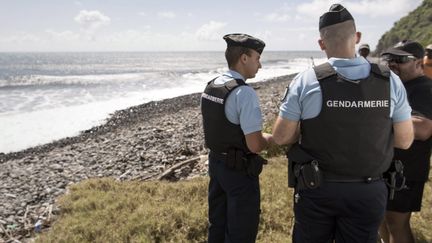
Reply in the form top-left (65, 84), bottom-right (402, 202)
top-left (296, 161), bottom-right (322, 190)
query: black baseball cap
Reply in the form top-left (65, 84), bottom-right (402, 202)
top-left (381, 40), bottom-right (424, 58)
top-left (319, 4), bottom-right (354, 30)
top-left (223, 33), bottom-right (265, 54)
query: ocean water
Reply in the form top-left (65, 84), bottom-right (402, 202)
top-left (0, 51), bottom-right (326, 153)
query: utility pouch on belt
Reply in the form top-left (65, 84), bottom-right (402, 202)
top-left (226, 148), bottom-right (267, 177)
top-left (287, 144), bottom-right (322, 190)
top-left (246, 154), bottom-right (267, 177)
top-left (384, 160), bottom-right (407, 200)
top-left (294, 161), bottom-right (321, 190)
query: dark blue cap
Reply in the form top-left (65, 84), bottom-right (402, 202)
top-left (319, 4), bottom-right (354, 30)
top-left (223, 33), bottom-right (265, 54)
top-left (381, 40), bottom-right (424, 59)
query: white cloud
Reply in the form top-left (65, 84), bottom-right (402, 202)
top-left (105, 30), bottom-right (149, 43)
top-left (264, 13), bottom-right (291, 22)
top-left (74, 10), bottom-right (111, 30)
top-left (263, 3), bottom-right (293, 22)
top-left (0, 33), bottom-right (41, 43)
top-left (255, 31), bottom-right (272, 42)
top-left (157, 11), bottom-right (176, 19)
top-left (195, 21), bottom-right (227, 41)
top-left (296, 0), bottom-right (422, 19)
top-left (138, 12), bottom-right (147, 17)
top-left (45, 30), bottom-right (80, 41)
top-left (296, 0), bottom-right (334, 19)
top-left (345, 0), bottom-right (422, 17)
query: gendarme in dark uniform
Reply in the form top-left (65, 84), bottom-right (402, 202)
top-left (201, 33), bottom-right (271, 243)
top-left (272, 4), bottom-right (413, 243)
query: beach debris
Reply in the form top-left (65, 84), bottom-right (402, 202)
top-left (0, 76), bottom-right (290, 242)
top-left (157, 156), bottom-right (201, 180)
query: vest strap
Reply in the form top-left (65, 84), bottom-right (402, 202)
top-left (313, 62), bottom-right (336, 80)
top-left (370, 63), bottom-right (390, 78)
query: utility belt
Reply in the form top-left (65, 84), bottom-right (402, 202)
top-left (210, 148), bottom-right (268, 178)
top-left (287, 144), bottom-right (384, 191)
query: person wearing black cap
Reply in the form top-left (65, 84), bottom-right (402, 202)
top-left (201, 33), bottom-right (273, 243)
top-left (358, 43), bottom-right (370, 59)
top-left (379, 40), bottom-right (432, 243)
top-left (272, 4), bottom-right (414, 242)
top-left (423, 44), bottom-right (432, 79)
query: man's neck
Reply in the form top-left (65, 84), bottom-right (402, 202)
top-left (230, 67), bottom-right (247, 81)
top-left (326, 51), bottom-right (356, 59)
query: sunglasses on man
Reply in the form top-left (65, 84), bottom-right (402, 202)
top-left (383, 55), bottom-right (416, 64)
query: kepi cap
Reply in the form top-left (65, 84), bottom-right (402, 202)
top-left (223, 33), bottom-right (265, 54)
top-left (381, 40), bottom-right (424, 58)
top-left (359, 43), bottom-right (370, 51)
top-left (319, 4), bottom-right (354, 30)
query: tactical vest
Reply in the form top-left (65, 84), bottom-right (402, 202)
top-left (300, 62), bottom-right (394, 177)
top-left (201, 78), bottom-right (250, 153)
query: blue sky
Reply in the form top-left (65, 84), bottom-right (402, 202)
top-left (0, 0), bottom-right (422, 52)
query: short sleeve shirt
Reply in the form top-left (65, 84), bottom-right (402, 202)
top-left (214, 70), bottom-right (263, 135)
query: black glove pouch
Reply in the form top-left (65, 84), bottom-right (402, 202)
top-left (226, 148), bottom-right (266, 178)
top-left (294, 161), bottom-right (322, 191)
top-left (287, 144), bottom-right (321, 189)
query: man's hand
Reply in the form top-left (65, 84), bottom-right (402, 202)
top-left (412, 115), bottom-right (432, 141)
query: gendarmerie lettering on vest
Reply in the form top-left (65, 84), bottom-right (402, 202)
top-left (201, 93), bottom-right (224, 104)
top-left (326, 99), bottom-right (389, 108)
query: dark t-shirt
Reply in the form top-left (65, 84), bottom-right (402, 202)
top-left (394, 76), bottom-right (432, 181)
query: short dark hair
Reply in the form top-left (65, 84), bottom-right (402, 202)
top-left (225, 46), bottom-right (252, 68)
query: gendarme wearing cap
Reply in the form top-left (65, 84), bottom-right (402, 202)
top-left (319, 3), bottom-right (354, 30)
top-left (381, 40), bottom-right (425, 59)
top-left (223, 33), bottom-right (265, 54)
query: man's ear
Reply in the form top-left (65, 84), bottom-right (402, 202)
top-left (318, 39), bottom-right (326, 50)
top-left (355, 32), bottom-right (361, 44)
top-left (240, 53), bottom-right (248, 63)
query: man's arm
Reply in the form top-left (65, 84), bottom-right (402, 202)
top-left (245, 131), bottom-right (273, 154)
top-left (412, 115), bottom-right (432, 141)
top-left (393, 120), bottom-right (414, 149)
top-left (272, 116), bottom-right (300, 145)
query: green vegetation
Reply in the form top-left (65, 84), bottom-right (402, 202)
top-left (35, 157), bottom-right (431, 243)
top-left (374, 0), bottom-right (432, 55)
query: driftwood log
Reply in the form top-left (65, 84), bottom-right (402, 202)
top-left (157, 156), bottom-right (200, 180)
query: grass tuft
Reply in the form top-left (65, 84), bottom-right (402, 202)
top-left (36, 156), bottom-right (432, 243)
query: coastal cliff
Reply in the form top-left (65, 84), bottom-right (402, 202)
top-left (374, 0), bottom-right (432, 55)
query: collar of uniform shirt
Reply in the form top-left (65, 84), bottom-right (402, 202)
top-left (214, 70), bottom-right (245, 84)
top-left (327, 56), bottom-right (370, 80)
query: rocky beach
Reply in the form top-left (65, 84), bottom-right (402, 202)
top-left (0, 75), bottom-right (292, 242)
